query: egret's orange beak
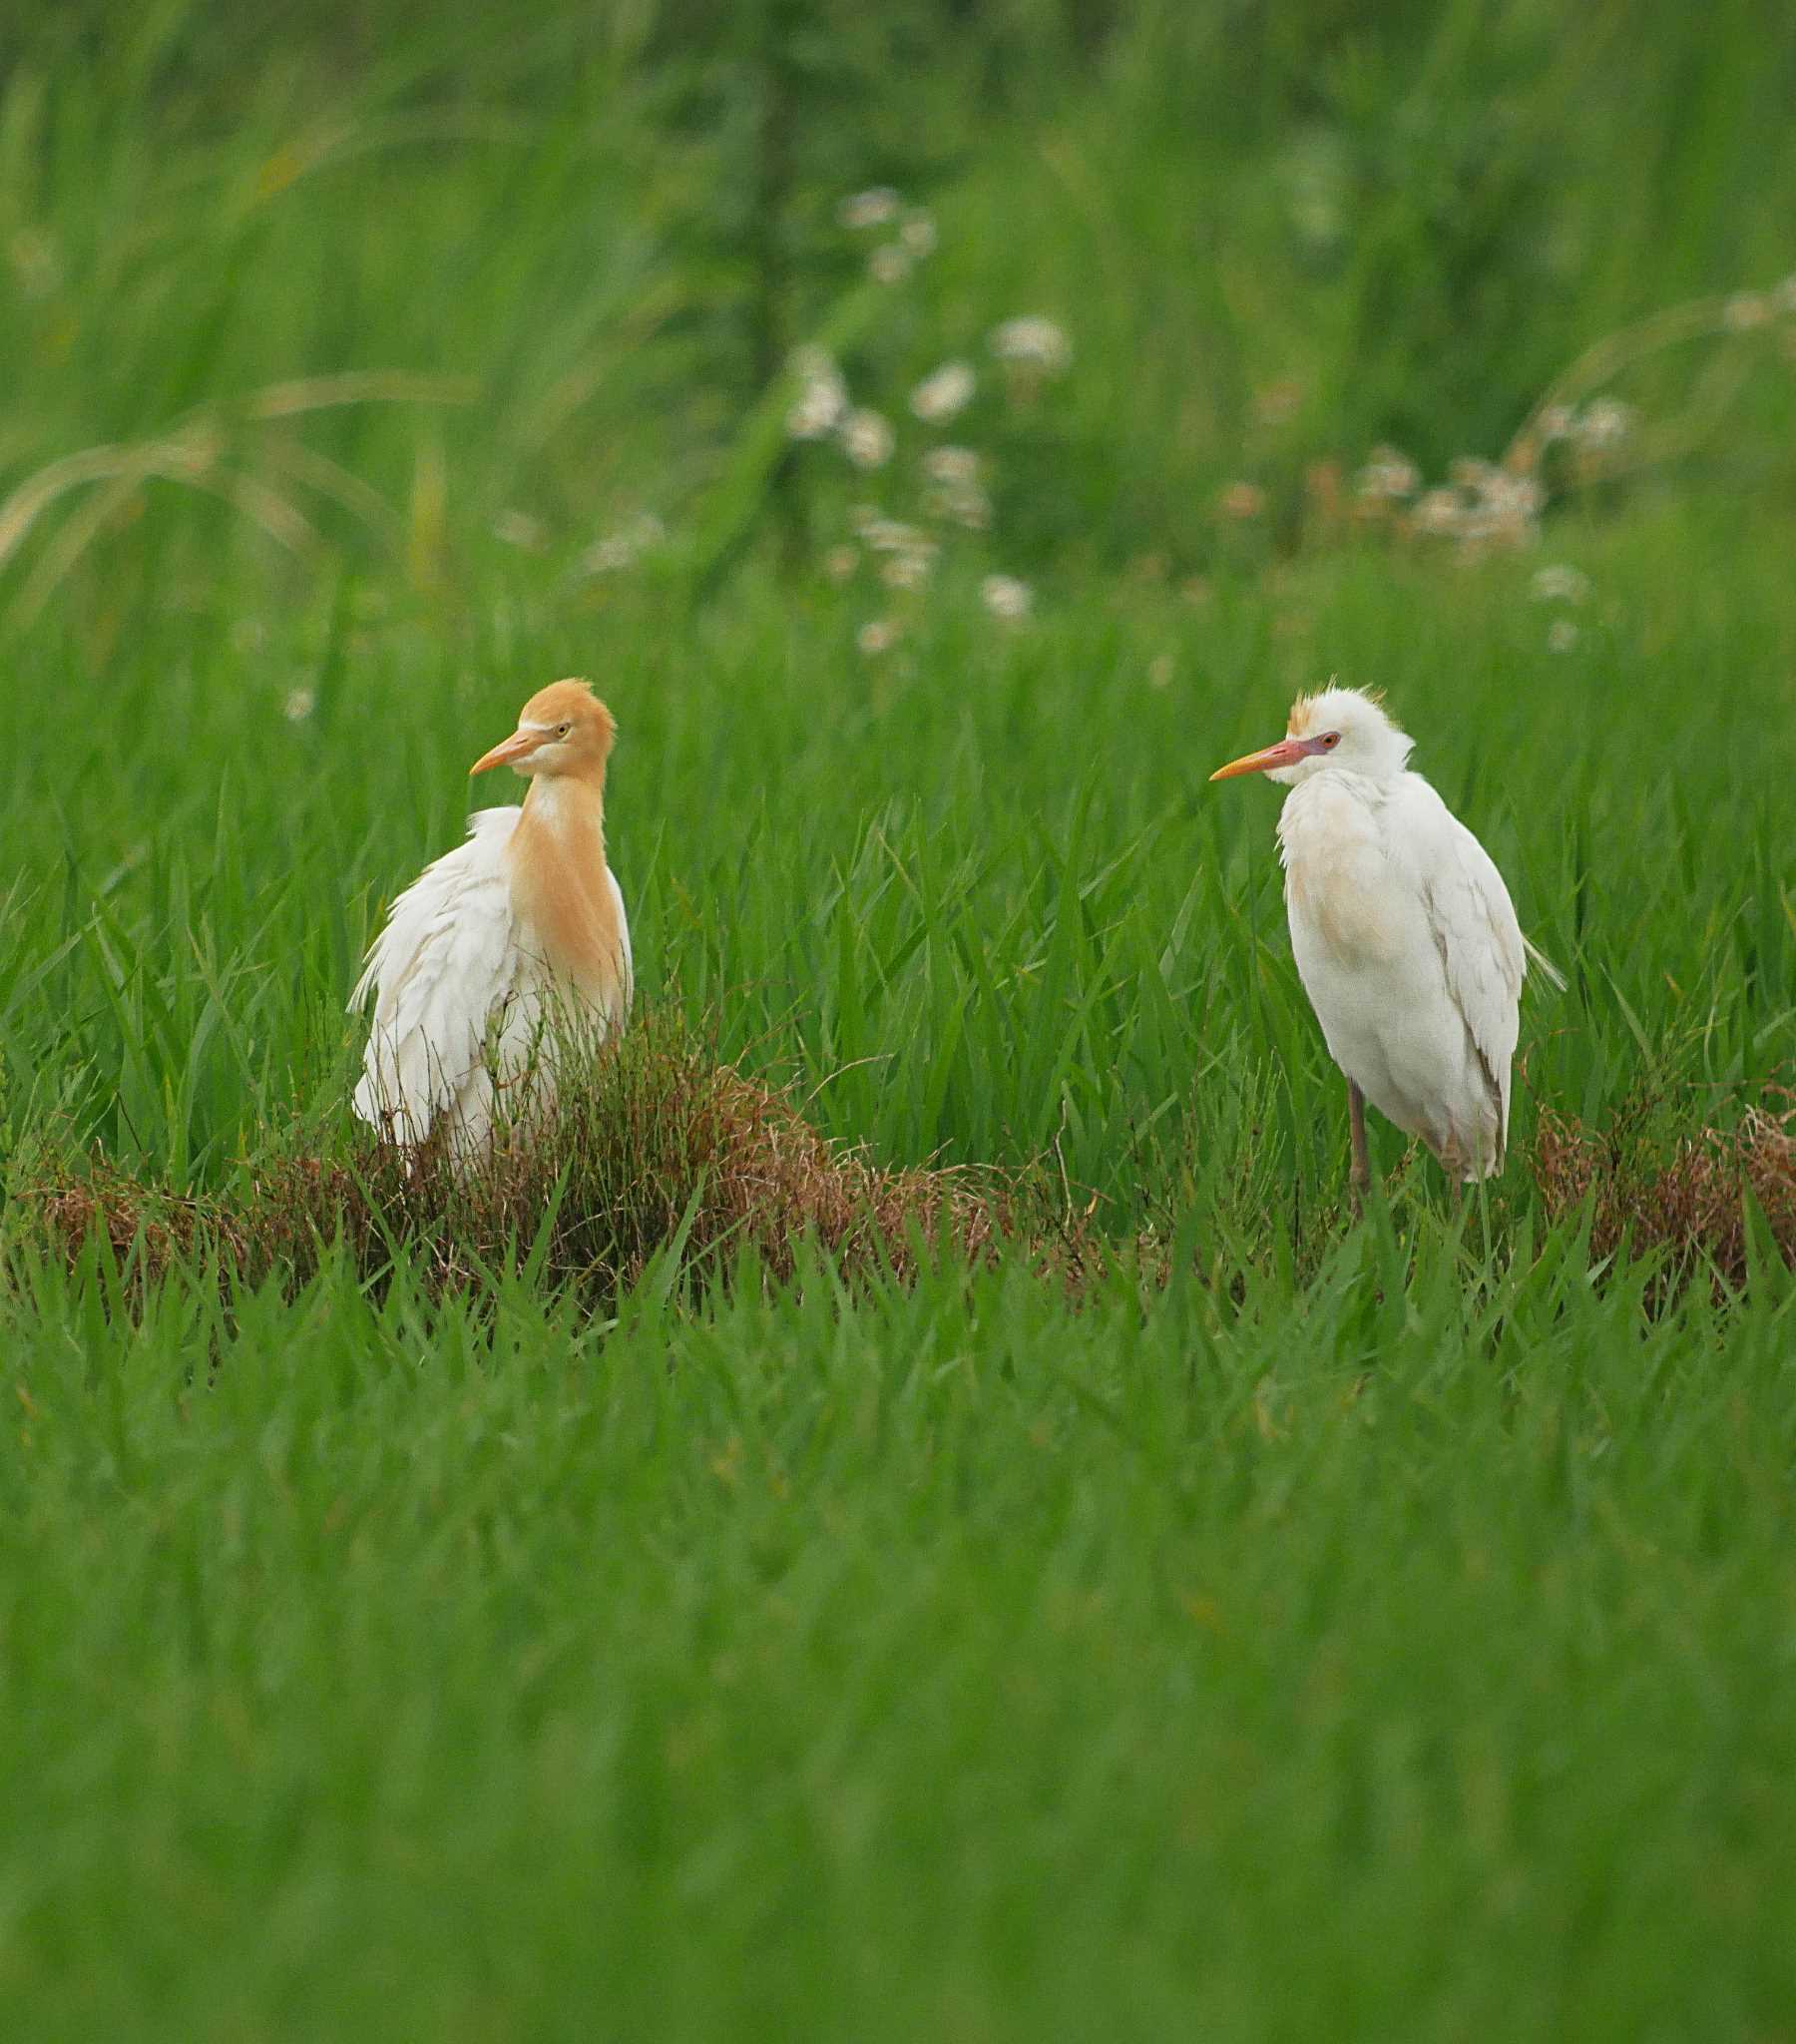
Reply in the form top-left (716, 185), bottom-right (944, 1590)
top-left (1209, 736), bottom-right (1310, 781)
top-left (470, 728), bottom-right (541, 776)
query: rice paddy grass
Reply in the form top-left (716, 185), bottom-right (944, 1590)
top-left (4, 509), bottom-right (1794, 2039)
top-left (4, 5), bottom-right (1796, 2035)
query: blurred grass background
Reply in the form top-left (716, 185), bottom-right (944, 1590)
top-left (3, 4), bottom-right (1796, 2038)
top-left (4, 0), bottom-right (1796, 622)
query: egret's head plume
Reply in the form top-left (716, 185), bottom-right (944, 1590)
top-left (1278, 684), bottom-right (1412, 783)
top-left (1209, 681), bottom-right (1413, 788)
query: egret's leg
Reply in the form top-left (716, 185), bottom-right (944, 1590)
top-left (1348, 1079), bottom-right (1371, 1212)
top-left (1439, 1139), bottom-right (1465, 1213)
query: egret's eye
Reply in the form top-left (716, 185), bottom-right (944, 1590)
top-left (1320, 731), bottom-right (1341, 749)
top-left (556, 722), bottom-right (572, 739)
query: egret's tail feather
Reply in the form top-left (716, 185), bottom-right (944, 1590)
top-left (1524, 935), bottom-right (1567, 993)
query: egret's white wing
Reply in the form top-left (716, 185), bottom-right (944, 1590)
top-left (350, 807), bottom-right (522, 1147)
top-left (1396, 778), bottom-right (1526, 1145)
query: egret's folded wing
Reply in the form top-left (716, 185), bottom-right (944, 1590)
top-left (350, 808), bottom-right (521, 1145)
top-left (1408, 790), bottom-right (1526, 1142)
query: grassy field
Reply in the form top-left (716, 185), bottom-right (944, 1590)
top-left (4, 4), bottom-right (1796, 2037)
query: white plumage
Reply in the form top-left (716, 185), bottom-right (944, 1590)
top-left (350, 807), bottom-right (632, 1153)
top-left (350, 680), bottom-right (632, 1162)
top-left (1212, 685), bottom-right (1559, 1190)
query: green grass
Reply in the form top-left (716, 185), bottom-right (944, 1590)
top-left (5, 511), bottom-right (1792, 1208)
top-left (4, 4), bottom-right (1796, 2037)
top-left (6, 1237), bottom-right (1796, 2038)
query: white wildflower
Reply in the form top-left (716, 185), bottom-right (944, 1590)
top-left (989, 316), bottom-right (1071, 374)
top-left (899, 211), bottom-right (937, 256)
top-left (1548, 619), bottom-right (1578, 653)
top-left (857, 618), bottom-right (900, 655)
top-left (283, 687), bottom-right (316, 722)
top-left (786, 347), bottom-right (847, 440)
top-left (921, 449), bottom-right (990, 525)
top-left (1423, 465), bottom-right (1543, 548)
top-left (909, 360), bottom-right (976, 423)
top-left (1574, 398), bottom-right (1635, 449)
top-left (980, 574), bottom-right (1033, 620)
top-left (1531, 564), bottom-right (1590, 605)
top-left (787, 385), bottom-right (844, 439)
top-left (927, 483), bottom-right (991, 531)
top-left (858, 518), bottom-right (927, 554)
top-left (839, 408), bottom-right (894, 470)
top-left (869, 244), bottom-right (910, 286)
top-left (880, 548), bottom-right (934, 591)
top-left (823, 544), bottom-right (859, 583)
top-left (492, 509), bottom-right (546, 551)
top-left (838, 187), bottom-right (901, 230)
top-left (1537, 404), bottom-right (1574, 442)
top-left (1353, 445), bottom-right (1419, 500)
top-left (1480, 471), bottom-right (1543, 521)
top-left (923, 445), bottom-right (982, 486)
top-left (580, 511), bottom-right (665, 576)
top-left (1413, 489), bottom-right (1464, 536)
top-left (1449, 456), bottom-right (1498, 492)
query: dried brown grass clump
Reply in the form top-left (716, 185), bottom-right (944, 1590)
top-left (32, 1161), bottom-right (244, 1294)
top-left (650, 1063), bottom-right (1005, 1282)
top-left (19, 1017), bottom-right (1011, 1306)
top-left (1533, 1089), bottom-right (1796, 1298)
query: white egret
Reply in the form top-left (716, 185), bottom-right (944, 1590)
top-left (350, 679), bottom-right (632, 1160)
top-left (1210, 685), bottom-right (1560, 1197)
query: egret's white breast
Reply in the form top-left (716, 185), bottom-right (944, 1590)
top-left (1278, 776), bottom-right (1409, 967)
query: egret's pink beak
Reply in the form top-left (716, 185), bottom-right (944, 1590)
top-left (470, 728), bottom-right (541, 776)
top-left (1209, 736), bottom-right (1312, 781)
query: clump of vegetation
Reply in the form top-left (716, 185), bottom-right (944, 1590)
top-left (18, 1014), bottom-right (1010, 1307)
top-left (1533, 1086), bottom-right (1796, 1299)
top-left (32, 1160), bottom-right (246, 1285)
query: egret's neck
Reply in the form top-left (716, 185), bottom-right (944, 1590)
top-left (510, 770), bottom-right (622, 1003)
top-left (522, 769), bottom-right (607, 847)
top-left (1281, 760), bottom-right (1403, 799)
top-left (1277, 766), bottom-right (1395, 856)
